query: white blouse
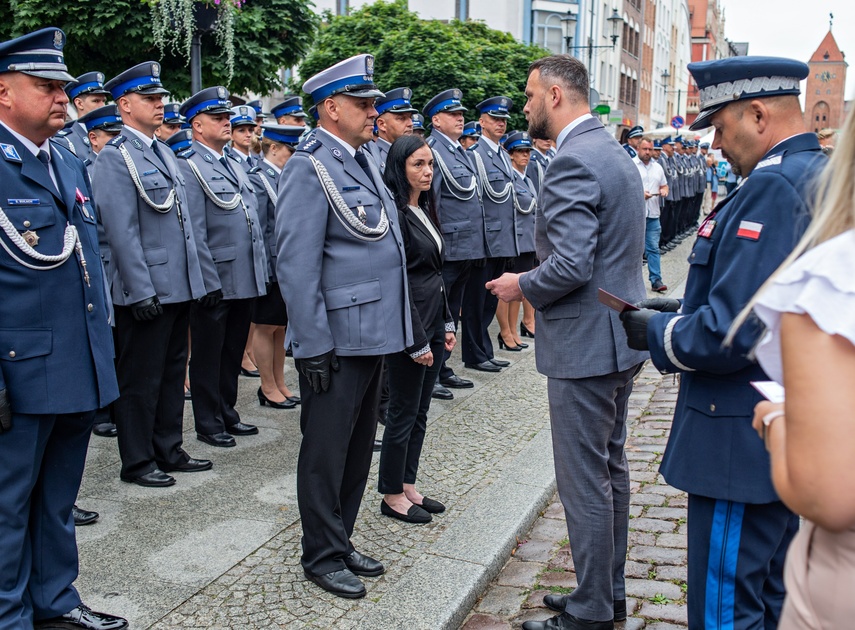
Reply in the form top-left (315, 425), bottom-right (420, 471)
top-left (408, 205), bottom-right (443, 254)
top-left (754, 229), bottom-right (855, 384)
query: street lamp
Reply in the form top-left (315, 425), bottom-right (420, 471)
top-left (561, 7), bottom-right (624, 83)
top-left (661, 69), bottom-right (682, 120)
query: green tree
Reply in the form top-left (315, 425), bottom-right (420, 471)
top-left (0, 0), bottom-right (319, 98)
top-left (296, 0), bottom-right (549, 133)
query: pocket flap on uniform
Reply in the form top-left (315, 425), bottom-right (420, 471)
top-left (210, 245), bottom-right (236, 263)
top-left (440, 220), bottom-right (470, 234)
top-left (544, 301), bottom-right (581, 320)
top-left (5, 205), bottom-right (57, 231)
top-left (485, 220), bottom-right (502, 232)
top-left (0, 328), bottom-right (52, 361)
top-left (685, 387), bottom-right (757, 418)
top-left (325, 279), bottom-right (382, 311)
top-left (688, 238), bottom-right (713, 266)
top-left (144, 246), bottom-right (168, 266)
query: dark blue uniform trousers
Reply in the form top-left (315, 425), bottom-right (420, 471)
top-left (461, 257), bottom-right (506, 366)
top-left (687, 495), bottom-right (798, 630)
top-left (438, 259), bottom-right (472, 380)
top-left (0, 412), bottom-right (92, 629)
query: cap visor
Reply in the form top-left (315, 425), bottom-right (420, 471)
top-left (487, 112), bottom-right (510, 119)
top-left (444, 105), bottom-right (468, 113)
top-left (384, 106), bottom-right (419, 114)
top-left (345, 88), bottom-right (386, 99)
top-left (199, 106), bottom-right (234, 116)
top-left (23, 69), bottom-right (76, 82)
top-left (689, 106), bottom-right (720, 131)
top-left (136, 86), bottom-right (171, 96)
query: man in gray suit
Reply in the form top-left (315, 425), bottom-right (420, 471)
top-left (275, 54), bottom-right (413, 599)
top-left (488, 55), bottom-right (648, 630)
top-left (177, 87), bottom-right (268, 448)
top-left (93, 62), bottom-right (213, 487)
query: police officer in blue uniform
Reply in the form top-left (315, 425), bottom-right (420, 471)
top-left (271, 95), bottom-right (309, 127)
top-left (178, 87), bottom-right (268, 447)
top-left (155, 102), bottom-right (184, 142)
top-left (411, 113), bottom-right (425, 137)
top-left (424, 88), bottom-right (485, 392)
top-left (94, 61), bottom-right (213, 488)
top-left (459, 121), bottom-right (481, 150)
top-left (464, 95), bottom-right (519, 372)
top-left (619, 56), bottom-right (826, 630)
top-left (55, 71), bottom-right (110, 161)
top-left (275, 54), bottom-right (413, 599)
top-left (227, 104), bottom-right (258, 171)
top-left (0, 27), bottom-right (128, 630)
top-left (365, 87), bottom-right (417, 173)
top-left (622, 124), bottom-right (644, 158)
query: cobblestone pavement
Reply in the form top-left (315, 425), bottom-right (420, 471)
top-left (460, 364), bottom-right (689, 630)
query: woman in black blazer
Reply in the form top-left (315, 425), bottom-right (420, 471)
top-left (378, 135), bottom-right (456, 524)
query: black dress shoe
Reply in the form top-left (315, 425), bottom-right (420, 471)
top-left (414, 496), bottom-right (446, 513)
top-left (286, 395), bottom-right (301, 404)
top-left (380, 499), bottom-right (431, 523)
top-left (35, 603), bottom-right (128, 629)
top-left (489, 357), bottom-right (510, 367)
top-left (303, 568), bottom-right (365, 599)
top-left (516, 341), bottom-right (530, 349)
top-left (92, 422), bottom-right (117, 438)
top-left (240, 367), bottom-right (260, 377)
top-left (465, 361), bottom-right (502, 372)
top-left (522, 611), bottom-right (614, 630)
top-left (226, 421), bottom-right (259, 436)
top-left (373, 439), bottom-right (383, 452)
top-left (72, 505), bottom-right (99, 526)
top-left (440, 374), bottom-right (474, 389)
top-left (543, 595), bottom-right (626, 621)
top-left (520, 322), bottom-right (535, 338)
top-left (497, 333), bottom-right (523, 351)
top-left (184, 388), bottom-right (192, 400)
top-left (196, 432), bottom-right (236, 447)
top-left (120, 469), bottom-right (175, 487)
top-left (344, 550), bottom-right (385, 577)
top-left (257, 388), bottom-right (297, 409)
top-left (431, 383), bottom-right (454, 400)
top-left (160, 458), bottom-right (213, 473)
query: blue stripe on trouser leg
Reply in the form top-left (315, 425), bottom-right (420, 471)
top-left (705, 500), bottom-right (744, 630)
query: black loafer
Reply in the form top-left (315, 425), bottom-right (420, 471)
top-left (543, 594), bottom-right (626, 622)
top-left (120, 469), bottom-right (175, 488)
top-left (196, 432), bottom-right (236, 447)
top-left (35, 603), bottom-right (128, 629)
top-left (160, 458), bottom-right (213, 473)
top-left (522, 611), bottom-right (614, 630)
top-left (226, 422), bottom-right (258, 436)
top-left (72, 505), bottom-right (99, 526)
top-left (431, 384), bottom-right (453, 400)
top-left (440, 374), bottom-right (474, 388)
top-left (303, 568), bottom-right (365, 599)
top-left (489, 357), bottom-right (511, 367)
top-left (464, 361), bottom-right (501, 372)
top-left (344, 550), bottom-right (385, 577)
top-left (380, 500), bottom-right (431, 523)
top-left (414, 497), bottom-right (446, 514)
top-left (92, 423), bottom-right (117, 438)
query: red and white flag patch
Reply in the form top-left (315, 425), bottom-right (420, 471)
top-left (737, 220), bottom-right (763, 240)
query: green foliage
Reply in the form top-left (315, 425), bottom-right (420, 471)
top-left (296, 0), bottom-right (549, 133)
top-left (0, 0), bottom-right (319, 98)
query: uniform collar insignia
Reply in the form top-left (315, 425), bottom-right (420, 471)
top-left (266, 168), bottom-right (275, 177)
top-left (204, 153), bottom-right (213, 163)
top-left (330, 146), bottom-right (343, 161)
top-left (131, 138), bottom-right (143, 150)
top-left (83, 137), bottom-right (91, 146)
top-left (1, 143), bottom-right (22, 162)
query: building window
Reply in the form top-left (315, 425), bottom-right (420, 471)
top-left (533, 11), bottom-right (564, 54)
top-left (336, 0), bottom-right (348, 16)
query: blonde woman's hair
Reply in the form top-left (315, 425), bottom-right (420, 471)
top-left (726, 108), bottom-right (855, 343)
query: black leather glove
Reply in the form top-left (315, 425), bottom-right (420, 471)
top-left (298, 350), bottom-right (340, 394)
top-left (635, 298), bottom-right (681, 313)
top-left (199, 289), bottom-right (223, 308)
top-left (0, 388), bottom-right (12, 433)
top-left (619, 308), bottom-right (658, 351)
top-left (472, 258), bottom-right (486, 269)
top-left (131, 296), bottom-right (163, 321)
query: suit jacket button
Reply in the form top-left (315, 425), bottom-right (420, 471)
top-left (709, 403), bottom-right (716, 412)
top-left (23, 220), bottom-right (31, 227)
top-left (351, 296), bottom-right (357, 302)
top-left (8, 351), bottom-right (15, 358)
top-left (88, 303), bottom-right (94, 312)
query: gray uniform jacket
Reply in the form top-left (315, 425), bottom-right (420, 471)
top-left (178, 141), bottom-right (268, 300)
top-left (55, 122), bottom-right (93, 162)
top-left (526, 150), bottom-right (549, 195)
top-left (226, 146), bottom-right (256, 173)
top-left (518, 117), bottom-right (649, 379)
top-left (427, 133), bottom-right (487, 261)
top-left (275, 130), bottom-right (414, 359)
top-left (469, 140), bottom-right (518, 258)
top-left (512, 169), bottom-right (537, 255)
top-left (365, 137), bottom-right (391, 173)
top-left (92, 127), bottom-right (208, 306)
top-left (248, 160), bottom-right (280, 280)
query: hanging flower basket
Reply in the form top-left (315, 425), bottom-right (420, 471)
top-left (148, 0), bottom-right (244, 85)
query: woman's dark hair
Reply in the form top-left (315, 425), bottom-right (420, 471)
top-left (383, 134), bottom-right (439, 226)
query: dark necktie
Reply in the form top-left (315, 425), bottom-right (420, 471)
top-left (354, 150), bottom-right (373, 182)
top-left (219, 155), bottom-right (237, 179)
top-left (37, 149), bottom-right (51, 169)
top-left (150, 140), bottom-right (165, 164)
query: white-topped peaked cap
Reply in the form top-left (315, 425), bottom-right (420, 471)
top-left (302, 54), bottom-right (384, 105)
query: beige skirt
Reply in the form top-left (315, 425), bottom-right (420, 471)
top-left (779, 520), bottom-right (855, 629)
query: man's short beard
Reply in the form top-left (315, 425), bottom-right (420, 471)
top-left (527, 106), bottom-right (549, 143)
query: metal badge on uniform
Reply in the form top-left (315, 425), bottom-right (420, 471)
top-left (736, 220), bottom-right (763, 241)
top-left (152, 63), bottom-right (160, 77)
top-left (357, 206), bottom-right (367, 224)
top-left (83, 137), bottom-right (90, 146)
top-left (131, 138), bottom-right (143, 150)
top-left (1, 144), bottom-right (22, 163)
top-left (266, 168), bottom-right (275, 177)
top-left (204, 153), bottom-right (213, 163)
top-left (8, 198), bottom-right (40, 205)
top-left (53, 30), bottom-right (64, 49)
top-left (21, 230), bottom-right (39, 247)
top-left (331, 147), bottom-right (343, 160)
top-left (698, 218), bottom-right (717, 239)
